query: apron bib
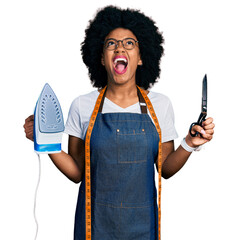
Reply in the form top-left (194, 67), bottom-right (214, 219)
top-left (74, 86), bottom-right (162, 240)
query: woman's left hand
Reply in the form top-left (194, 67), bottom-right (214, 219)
top-left (185, 117), bottom-right (215, 148)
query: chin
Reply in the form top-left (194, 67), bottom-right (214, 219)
top-left (112, 78), bottom-right (131, 86)
top-left (113, 74), bottom-right (136, 85)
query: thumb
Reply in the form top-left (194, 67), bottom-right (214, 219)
top-left (190, 124), bottom-right (206, 136)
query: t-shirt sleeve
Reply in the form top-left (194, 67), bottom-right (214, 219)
top-left (64, 97), bottom-right (84, 140)
top-left (161, 98), bottom-right (178, 143)
top-left (149, 92), bottom-right (178, 143)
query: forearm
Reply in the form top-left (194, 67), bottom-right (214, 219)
top-left (48, 151), bottom-right (83, 183)
top-left (162, 144), bottom-right (192, 179)
top-left (162, 116), bottom-right (215, 179)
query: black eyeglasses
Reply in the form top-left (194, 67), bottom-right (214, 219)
top-left (104, 38), bottom-right (139, 50)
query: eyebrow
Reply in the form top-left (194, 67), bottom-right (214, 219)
top-left (105, 37), bottom-right (137, 41)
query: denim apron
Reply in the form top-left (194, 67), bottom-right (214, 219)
top-left (74, 87), bottom-right (160, 240)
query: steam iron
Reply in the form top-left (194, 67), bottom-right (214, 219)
top-left (34, 83), bottom-right (64, 154)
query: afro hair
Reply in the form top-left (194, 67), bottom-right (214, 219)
top-left (81, 6), bottom-right (164, 90)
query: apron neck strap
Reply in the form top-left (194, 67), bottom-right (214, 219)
top-left (98, 86), bottom-right (148, 114)
top-left (137, 87), bottom-right (148, 114)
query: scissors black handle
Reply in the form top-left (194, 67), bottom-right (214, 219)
top-left (189, 112), bottom-right (207, 137)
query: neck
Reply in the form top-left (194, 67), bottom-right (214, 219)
top-left (106, 81), bottom-right (138, 99)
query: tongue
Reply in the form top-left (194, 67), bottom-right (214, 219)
top-left (116, 63), bottom-right (125, 73)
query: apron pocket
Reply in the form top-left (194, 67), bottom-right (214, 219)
top-left (93, 200), bottom-right (156, 240)
top-left (93, 201), bottom-right (120, 240)
top-left (119, 202), bottom-right (156, 240)
top-left (116, 128), bottom-right (147, 164)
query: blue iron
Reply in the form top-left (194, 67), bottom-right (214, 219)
top-left (34, 83), bottom-right (64, 154)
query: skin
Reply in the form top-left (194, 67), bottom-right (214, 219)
top-left (23, 28), bottom-right (215, 183)
top-left (101, 28), bottom-right (143, 108)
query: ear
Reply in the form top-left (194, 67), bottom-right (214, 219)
top-left (101, 54), bottom-right (105, 66)
top-left (138, 57), bottom-right (143, 66)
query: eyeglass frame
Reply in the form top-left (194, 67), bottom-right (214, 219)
top-left (103, 37), bottom-right (139, 51)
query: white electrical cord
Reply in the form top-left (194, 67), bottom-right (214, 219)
top-left (34, 153), bottom-right (41, 240)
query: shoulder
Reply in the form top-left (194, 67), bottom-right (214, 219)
top-left (148, 91), bottom-right (172, 107)
top-left (73, 90), bottom-right (99, 103)
top-left (70, 90), bottom-right (99, 108)
top-left (147, 91), bottom-right (178, 142)
top-left (147, 90), bottom-right (175, 120)
top-left (67, 90), bottom-right (99, 120)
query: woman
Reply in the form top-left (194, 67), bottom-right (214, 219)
top-left (24, 6), bottom-right (215, 240)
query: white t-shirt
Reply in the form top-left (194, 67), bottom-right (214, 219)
top-left (64, 90), bottom-right (178, 143)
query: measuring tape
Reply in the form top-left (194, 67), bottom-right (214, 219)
top-left (85, 85), bottom-right (162, 240)
top-left (138, 86), bottom-right (162, 240)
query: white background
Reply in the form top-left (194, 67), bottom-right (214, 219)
top-left (0, 0), bottom-right (237, 239)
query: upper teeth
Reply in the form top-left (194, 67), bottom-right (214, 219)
top-left (114, 58), bottom-right (128, 64)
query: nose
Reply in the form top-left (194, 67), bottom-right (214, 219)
top-left (114, 41), bottom-right (125, 53)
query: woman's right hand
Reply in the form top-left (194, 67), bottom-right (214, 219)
top-left (23, 115), bottom-right (34, 142)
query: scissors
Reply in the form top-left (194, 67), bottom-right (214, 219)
top-left (189, 74), bottom-right (207, 137)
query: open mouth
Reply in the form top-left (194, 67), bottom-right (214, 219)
top-left (113, 56), bottom-right (128, 75)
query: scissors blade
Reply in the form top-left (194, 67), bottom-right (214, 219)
top-left (201, 74), bottom-right (207, 113)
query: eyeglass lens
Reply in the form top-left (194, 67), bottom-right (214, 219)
top-left (105, 38), bottom-right (137, 50)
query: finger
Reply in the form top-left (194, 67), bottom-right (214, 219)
top-left (26, 130), bottom-right (34, 141)
top-left (23, 121), bottom-right (34, 132)
top-left (198, 126), bottom-right (214, 140)
top-left (201, 131), bottom-right (213, 141)
top-left (203, 122), bottom-right (215, 130)
top-left (25, 115), bottom-right (34, 123)
top-left (23, 115), bottom-right (34, 128)
top-left (204, 129), bottom-right (214, 135)
top-left (25, 126), bottom-right (34, 134)
top-left (202, 117), bottom-right (213, 126)
top-left (24, 121), bottom-right (34, 132)
top-left (26, 130), bottom-right (34, 136)
top-left (24, 120), bottom-right (34, 127)
top-left (191, 124), bottom-right (206, 136)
